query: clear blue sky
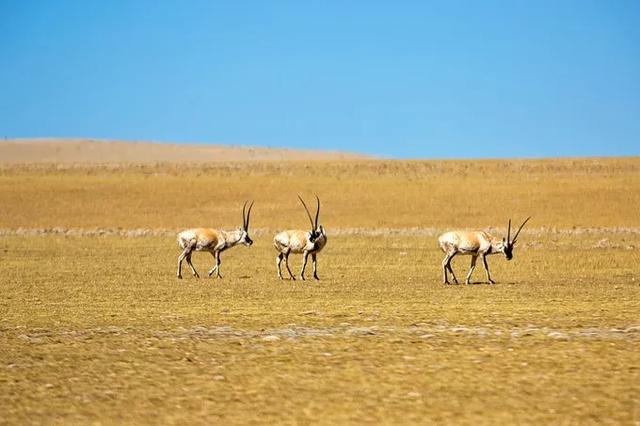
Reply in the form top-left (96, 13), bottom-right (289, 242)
top-left (1, 1), bottom-right (639, 158)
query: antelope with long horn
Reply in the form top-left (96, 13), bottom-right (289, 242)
top-left (438, 217), bottom-right (531, 285)
top-left (274, 195), bottom-right (327, 280)
top-left (176, 201), bottom-right (254, 279)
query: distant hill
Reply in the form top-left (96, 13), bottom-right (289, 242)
top-left (0, 138), bottom-right (370, 163)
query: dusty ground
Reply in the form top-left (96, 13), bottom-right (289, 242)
top-left (0, 139), bottom-right (369, 163)
top-left (1, 158), bottom-right (639, 424)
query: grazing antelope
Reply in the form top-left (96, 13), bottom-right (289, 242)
top-left (176, 201), bottom-right (254, 279)
top-left (438, 217), bottom-right (531, 285)
top-left (274, 195), bottom-right (327, 280)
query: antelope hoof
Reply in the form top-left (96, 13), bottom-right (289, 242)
top-left (313, 274), bottom-right (320, 280)
top-left (488, 279), bottom-right (495, 285)
top-left (465, 280), bottom-right (471, 285)
top-left (177, 274), bottom-right (183, 279)
top-left (193, 272), bottom-right (200, 278)
top-left (300, 275), bottom-right (306, 281)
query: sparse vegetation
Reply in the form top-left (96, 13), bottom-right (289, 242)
top-left (1, 158), bottom-right (639, 424)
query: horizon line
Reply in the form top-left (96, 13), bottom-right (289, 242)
top-left (2, 136), bottom-right (638, 161)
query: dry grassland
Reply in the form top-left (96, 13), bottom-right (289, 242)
top-left (1, 158), bottom-right (639, 425)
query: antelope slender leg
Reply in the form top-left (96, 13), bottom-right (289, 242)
top-left (276, 253), bottom-right (284, 279)
top-left (465, 255), bottom-right (478, 285)
top-left (441, 254), bottom-right (450, 284)
top-left (284, 252), bottom-right (295, 280)
top-left (208, 252), bottom-right (218, 277)
top-left (312, 253), bottom-right (319, 280)
top-left (482, 255), bottom-right (495, 284)
top-left (177, 247), bottom-right (192, 279)
top-left (446, 252), bottom-right (459, 284)
top-left (214, 251), bottom-right (222, 278)
top-left (186, 252), bottom-right (200, 278)
top-left (448, 265), bottom-right (459, 284)
top-left (442, 254), bottom-right (449, 284)
top-left (300, 251), bottom-right (309, 280)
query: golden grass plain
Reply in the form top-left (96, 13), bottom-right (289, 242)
top-left (1, 158), bottom-right (639, 425)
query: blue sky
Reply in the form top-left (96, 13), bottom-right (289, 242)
top-left (1, 1), bottom-right (638, 158)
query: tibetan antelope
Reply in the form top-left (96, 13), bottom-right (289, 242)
top-left (438, 217), bottom-right (531, 285)
top-left (274, 195), bottom-right (327, 280)
top-left (176, 201), bottom-right (254, 279)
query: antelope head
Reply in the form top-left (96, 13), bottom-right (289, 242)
top-left (298, 194), bottom-right (325, 242)
top-left (502, 216), bottom-right (531, 260)
top-left (239, 200), bottom-right (254, 246)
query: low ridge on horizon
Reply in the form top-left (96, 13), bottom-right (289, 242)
top-left (0, 138), bottom-right (371, 163)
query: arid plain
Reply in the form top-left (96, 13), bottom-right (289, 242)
top-left (1, 142), bottom-right (639, 424)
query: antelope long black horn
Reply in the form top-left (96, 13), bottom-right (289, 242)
top-left (245, 201), bottom-right (254, 230)
top-left (242, 201), bottom-right (248, 229)
top-left (314, 194), bottom-right (320, 230)
top-left (298, 195), bottom-right (315, 230)
top-left (507, 219), bottom-right (511, 242)
top-left (512, 216), bottom-right (531, 243)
